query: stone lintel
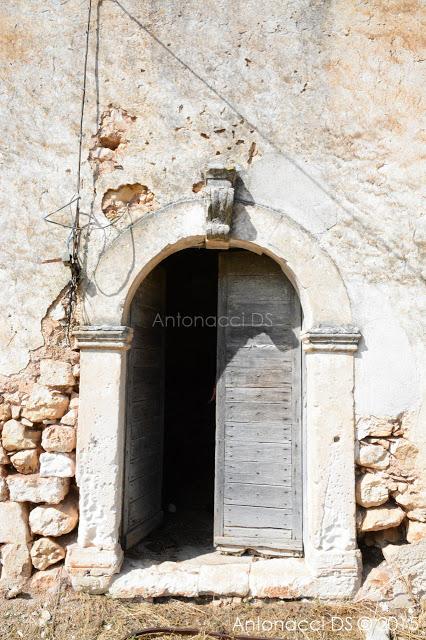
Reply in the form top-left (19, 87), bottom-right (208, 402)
top-left (302, 324), bottom-right (361, 353)
top-left (73, 325), bottom-right (133, 351)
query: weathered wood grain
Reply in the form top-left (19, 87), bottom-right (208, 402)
top-left (122, 266), bottom-right (166, 550)
top-left (215, 251), bottom-right (302, 555)
top-left (224, 504), bottom-right (292, 529)
top-left (224, 461), bottom-right (292, 485)
top-left (224, 483), bottom-right (292, 508)
top-left (225, 422), bottom-right (292, 443)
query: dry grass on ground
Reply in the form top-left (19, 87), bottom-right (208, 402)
top-left (0, 588), bottom-right (425, 640)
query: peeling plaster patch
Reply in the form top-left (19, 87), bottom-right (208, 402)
top-left (90, 106), bottom-right (136, 173)
top-left (101, 183), bottom-right (156, 222)
top-left (192, 180), bottom-right (204, 193)
top-left (0, 287), bottom-right (78, 397)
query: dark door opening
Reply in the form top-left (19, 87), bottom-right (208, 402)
top-left (160, 249), bottom-right (218, 548)
top-left (123, 248), bottom-right (303, 558)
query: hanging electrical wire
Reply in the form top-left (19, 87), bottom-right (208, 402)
top-left (44, 0), bottom-right (92, 341)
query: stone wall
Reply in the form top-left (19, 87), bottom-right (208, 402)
top-left (0, 299), bottom-right (79, 596)
top-left (356, 414), bottom-right (426, 549)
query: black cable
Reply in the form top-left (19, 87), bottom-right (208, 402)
top-left (124, 627), bottom-right (287, 640)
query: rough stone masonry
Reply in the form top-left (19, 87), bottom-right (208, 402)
top-left (0, 0), bottom-right (425, 600)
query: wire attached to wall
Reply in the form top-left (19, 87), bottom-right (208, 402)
top-left (44, 0), bottom-right (93, 341)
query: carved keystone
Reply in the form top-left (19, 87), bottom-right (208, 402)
top-left (202, 161), bottom-right (237, 249)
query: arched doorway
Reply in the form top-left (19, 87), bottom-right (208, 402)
top-left (122, 248), bottom-right (303, 557)
top-left (70, 200), bottom-right (361, 597)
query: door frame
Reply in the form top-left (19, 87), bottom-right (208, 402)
top-left (69, 200), bottom-right (362, 596)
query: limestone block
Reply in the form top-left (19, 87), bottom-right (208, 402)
top-left (69, 394), bottom-right (79, 409)
top-left (0, 444), bottom-right (10, 464)
top-left (406, 521), bottom-right (426, 544)
top-left (7, 474), bottom-right (70, 504)
top-left (0, 478), bottom-right (9, 501)
top-left (383, 541), bottom-right (426, 597)
top-left (355, 562), bottom-right (414, 608)
top-left (72, 364), bottom-right (80, 379)
top-left (356, 416), bottom-right (394, 439)
top-left (356, 442), bottom-right (390, 470)
top-left (249, 558), bottom-right (312, 598)
top-left (2, 419), bottom-right (41, 451)
top-left (42, 425), bottom-right (76, 452)
top-left (407, 508), bottom-right (426, 522)
top-left (0, 402), bottom-right (11, 423)
top-left (71, 574), bottom-right (113, 595)
top-left (40, 452), bottom-right (75, 477)
top-left (29, 493), bottom-right (78, 536)
top-left (10, 449), bottom-right (39, 474)
top-left (22, 385), bottom-right (69, 422)
top-left (356, 473), bottom-right (389, 507)
top-left (0, 543), bottom-right (32, 595)
top-left (394, 482), bottom-right (426, 511)
top-left (30, 537), bottom-right (66, 570)
top-left (108, 563), bottom-right (199, 599)
top-left (26, 566), bottom-right (68, 595)
top-left (0, 502), bottom-right (31, 542)
top-left (66, 544), bottom-right (123, 578)
top-left (390, 438), bottom-right (418, 469)
top-left (39, 359), bottom-right (75, 388)
top-left (60, 410), bottom-right (77, 427)
top-left (358, 503), bottom-right (405, 532)
top-left (198, 563), bottom-right (249, 596)
top-left (10, 405), bottom-right (21, 420)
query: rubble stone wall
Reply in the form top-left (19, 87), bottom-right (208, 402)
top-left (0, 301), bottom-right (79, 596)
top-left (356, 414), bottom-right (426, 548)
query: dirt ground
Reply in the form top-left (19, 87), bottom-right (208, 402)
top-left (0, 586), bottom-right (426, 640)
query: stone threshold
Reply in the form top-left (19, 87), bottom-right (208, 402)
top-left (108, 552), bottom-right (356, 600)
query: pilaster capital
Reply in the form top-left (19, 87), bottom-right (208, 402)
top-left (73, 325), bottom-right (133, 351)
top-left (302, 324), bottom-right (361, 353)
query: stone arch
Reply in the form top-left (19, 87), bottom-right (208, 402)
top-left (86, 199), bottom-right (353, 329)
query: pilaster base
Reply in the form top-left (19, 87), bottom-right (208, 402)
top-left (306, 549), bottom-right (362, 598)
top-left (65, 544), bottom-right (123, 594)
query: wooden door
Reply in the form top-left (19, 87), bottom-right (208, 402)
top-left (215, 252), bottom-right (302, 555)
top-left (122, 267), bottom-right (166, 550)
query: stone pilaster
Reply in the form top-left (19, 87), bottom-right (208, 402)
top-left (68, 326), bottom-right (133, 593)
top-left (302, 325), bottom-right (362, 596)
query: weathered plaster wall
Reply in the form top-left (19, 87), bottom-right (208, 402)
top-left (89, 0), bottom-right (424, 460)
top-left (0, 2), bottom-right (90, 376)
top-left (0, 0), bottom-right (425, 586)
